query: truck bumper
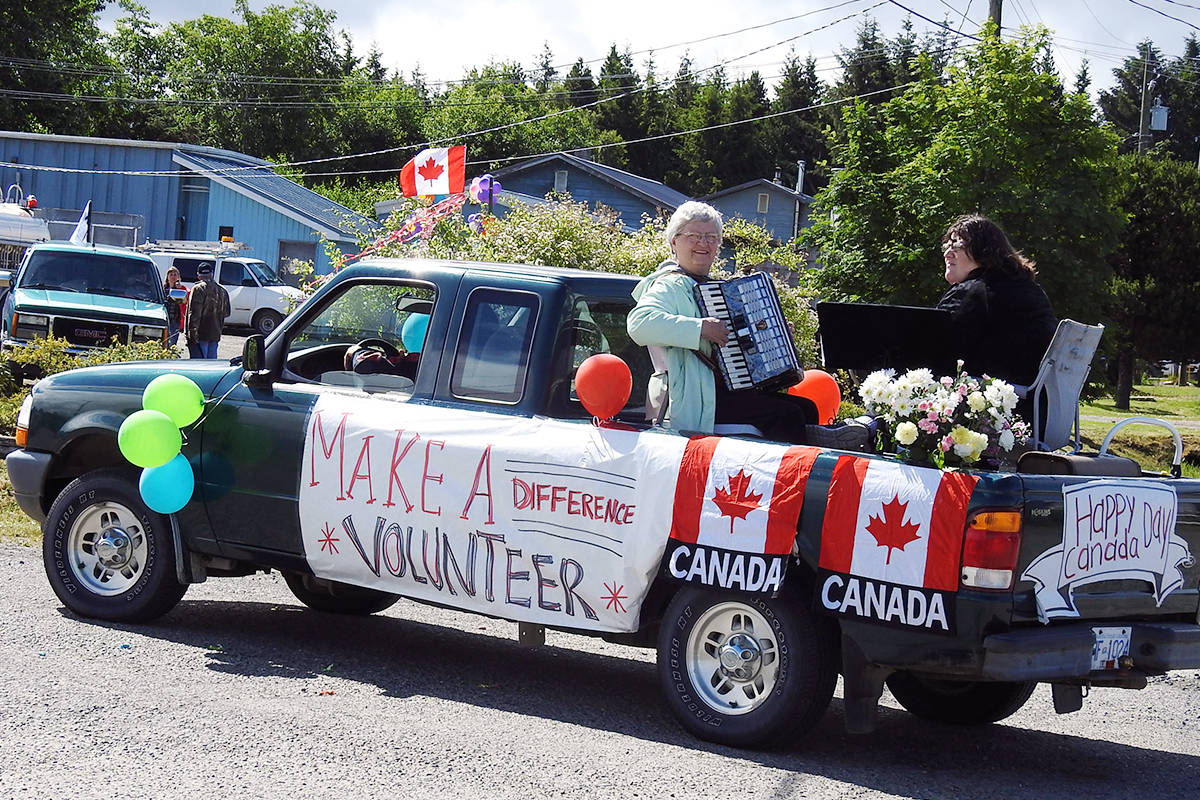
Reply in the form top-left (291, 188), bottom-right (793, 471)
top-left (5, 449), bottom-right (51, 524)
top-left (982, 622), bottom-right (1200, 681)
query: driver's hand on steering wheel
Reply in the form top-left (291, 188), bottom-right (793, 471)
top-left (343, 343), bottom-right (364, 371)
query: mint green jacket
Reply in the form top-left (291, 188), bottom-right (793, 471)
top-left (627, 261), bottom-right (715, 434)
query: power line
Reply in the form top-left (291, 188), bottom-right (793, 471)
top-left (1126, 0), bottom-right (1200, 31)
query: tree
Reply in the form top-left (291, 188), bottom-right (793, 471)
top-left (596, 44), bottom-right (642, 166)
top-left (717, 72), bottom-right (773, 187)
top-left (1098, 40), bottom-right (1166, 155)
top-left (804, 26), bottom-right (1123, 329)
top-left (770, 52), bottom-right (829, 193)
top-left (0, 0), bottom-right (109, 134)
top-left (562, 58), bottom-right (598, 109)
top-left (1105, 153), bottom-right (1200, 407)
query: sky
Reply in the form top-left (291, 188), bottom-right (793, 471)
top-left (99, 0), bottom-right (1198, 99)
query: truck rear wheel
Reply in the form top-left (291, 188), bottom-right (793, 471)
top-left (43, 469), bottom-right (187, 623)
top-left (886, 672), bottom-right (1036, 724)
top-left (656, 585), bottom-right (838, 748)
top-left (282, 571), bottom-right (400, 615)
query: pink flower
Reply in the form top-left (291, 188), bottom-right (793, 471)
top-left (940, 435), bottom-right (954, 452)
top-left (919, 418), bottom-right (938, 433)
top-left (941, 377), bottom-right (953, 387)
top-left (926, 410), bottom-right (939, 420)
top-left (957, 384), bottom-right (969, 397)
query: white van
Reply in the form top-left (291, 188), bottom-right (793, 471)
top-left (141, 241), bottom-right (306, 335)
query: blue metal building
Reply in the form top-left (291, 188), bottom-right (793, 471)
top-left (0, 130), bottom-right (375, 275)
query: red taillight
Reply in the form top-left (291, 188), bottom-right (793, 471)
top-left (961, 510), bottom-right (1022, 590)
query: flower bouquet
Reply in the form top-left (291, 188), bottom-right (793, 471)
top-left (858, 364), bottom-right (1030, 469)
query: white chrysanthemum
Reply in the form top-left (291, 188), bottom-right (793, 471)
top-left (967, 391), bottom-right (986, 412)
top-left (894, 421), bottom-right (919, 446)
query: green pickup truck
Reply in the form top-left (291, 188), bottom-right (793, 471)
top-left (1, 241), bottom-right (171, 354)
top-left (7, 258), bottom-right (1200, 749)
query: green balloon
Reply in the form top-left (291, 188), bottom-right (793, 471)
top-left (118, 409), bottom-right (182, 468)
top-left (142, 373), bottom-right (205, 428)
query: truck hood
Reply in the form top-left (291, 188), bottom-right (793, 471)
top-left (14, 288), bottom-right (167, 324)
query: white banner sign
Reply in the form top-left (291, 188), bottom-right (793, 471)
top-left (1021, 479), bottom-right (1192, 622)
top-left (298, 394), bottom-right (688, 633)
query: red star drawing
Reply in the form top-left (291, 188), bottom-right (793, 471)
top-left (602, 581), bottom-right (628, 614)
top-left (318, 522), bottom-right (340, 554)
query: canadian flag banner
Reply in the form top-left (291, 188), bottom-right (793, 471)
top-left (818, 455), bottom-right (977, 590)
top-left (399, 146), bottom-right (466, 197)
top-left (670, 436), bottom-right (821, 556)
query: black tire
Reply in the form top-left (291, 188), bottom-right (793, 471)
top-left (42, 468), bottom-right (187, 623)
top-left (657, 585), bottom-right (838, 748)
top-left (886, 672), bottom-right (1037, 725)
top-left (253, 309), bottom-right (283, 335)
top-left (282, 571), bottom-right (400, 615)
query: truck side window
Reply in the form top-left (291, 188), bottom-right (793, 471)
top-left (546, 296), bottom-right (651, 419)
top-left (451, 288), bottom-right (538, 404)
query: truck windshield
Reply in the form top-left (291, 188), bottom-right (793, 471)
top-left (245, 259), bottom-right (284, 286)
top-left (20, 251), bottom-right (163, 303)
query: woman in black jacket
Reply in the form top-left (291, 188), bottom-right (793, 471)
top-left (936, 214), bottom-right (1058, 389)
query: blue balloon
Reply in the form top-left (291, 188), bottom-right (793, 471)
top-left (401, 313), bottom-right (429, 353)
top-left (139, 453), bottom-right (195, 514)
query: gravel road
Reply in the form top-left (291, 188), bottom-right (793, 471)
top-left (1, 539), bottom-right (1197, 800)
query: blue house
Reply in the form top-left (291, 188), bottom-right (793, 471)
top-left (698, 178), bottom-right (815, 246)
top-left (493, 152), bottom-right (691, 227)
top-left (0, 130), bottom-right (375, 275)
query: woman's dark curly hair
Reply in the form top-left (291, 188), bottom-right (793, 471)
top-left (942, 214), bottom-right (1037, 279)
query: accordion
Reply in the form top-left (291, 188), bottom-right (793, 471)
top-left (693, 272), bottom-right (802, 392)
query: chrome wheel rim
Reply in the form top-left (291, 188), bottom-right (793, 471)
top-left (67, 501), bottom-right (149, 596)
top-left (686, 601), bottom-right (780, 716)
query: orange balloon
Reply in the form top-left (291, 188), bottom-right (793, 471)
top-left (788, 369), bottom-right (841, 425)
top-left (576, 354), bottom-right (632, 420)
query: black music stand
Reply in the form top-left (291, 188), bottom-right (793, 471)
top-left (816, 301), bottom-right (957, 377)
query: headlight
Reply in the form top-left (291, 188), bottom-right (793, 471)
top-left (13, 312), bottom-right (49, 340)
top-left (132, 325), bottom-right (167, 343)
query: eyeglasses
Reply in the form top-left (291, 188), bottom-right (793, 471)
top-left (676, 232), bottom-right (721, 245)
top-left (942, 240), bottom-right (966, 254)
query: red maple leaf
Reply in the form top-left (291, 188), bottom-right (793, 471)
top-left (417, 157), bottom-right (444, 183)
top-left (711, 469), bottom-right (763, 534)
top-left (865, 495), bottom-right (922, 564)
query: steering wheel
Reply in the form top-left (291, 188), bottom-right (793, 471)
top-left (354, 337), bottom-right (403, 359)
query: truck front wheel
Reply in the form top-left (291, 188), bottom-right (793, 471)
top-left (42, 469), bottom-right (187, 623)
top-left (886, 672), bottom-right (1036, 724)
top-left (253, 309), bottom-right (283, 335)
top-left (657, 585), bottom-right (838, 748)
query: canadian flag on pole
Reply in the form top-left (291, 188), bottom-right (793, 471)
top-left (399, 146), bottom-right (466, 197)
top-left (670, 436), bottom-right (821, 556)
top-left (818, 455), bottom-right (977, 590)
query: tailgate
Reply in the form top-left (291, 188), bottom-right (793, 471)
top-left (1013, 473), bottom-right (1200, 623)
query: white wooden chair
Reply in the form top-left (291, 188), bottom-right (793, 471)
top-left (1023, 319), bottom-right (1105, 452)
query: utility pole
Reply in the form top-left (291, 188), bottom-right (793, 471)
top-left (1138, 57), bottom-right (1151, 155)
top-left (989, 0), bottom-right (1002, 31)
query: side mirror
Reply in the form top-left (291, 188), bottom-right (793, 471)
top-left (241, 333), bottom-right (272, 387)
top-left (168, 287), bottom-right (187, 302)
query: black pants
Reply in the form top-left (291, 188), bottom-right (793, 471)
top-left (714, 383), bottom-right (818, 445)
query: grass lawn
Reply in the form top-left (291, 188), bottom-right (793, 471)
top-left (1079, 381), bottom-right (1200, 477)
top-left (0, 461), bottom-right (42, 546)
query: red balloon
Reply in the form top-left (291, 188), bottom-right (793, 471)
top-left (576, 354), bottom-right (632, 421)
top-left (788, 369), bottom-right (841, 425)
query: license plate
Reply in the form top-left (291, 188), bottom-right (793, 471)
top-left (1090, 626), bottom-right (1131, 671)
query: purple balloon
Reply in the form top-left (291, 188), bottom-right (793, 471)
top-left (490, 180), bottom-right (502, 196)
top-left (477, 175), bottom-right (493, 192)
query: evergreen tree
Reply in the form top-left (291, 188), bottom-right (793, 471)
top-left (632, 54), bottom-right (676, 183)
top-left (562, 58), bottom-right (598, 108)
top-left (1098, 40), bottom-right (1166, 155)
top-left (597, 45), bottom-right (642, 147)
top-left (534, 42), bottom-right (557, 95)
top-left (771, 51), bottom-right (830, 193)
top-left (718, 72), bottom-right (772, 187)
